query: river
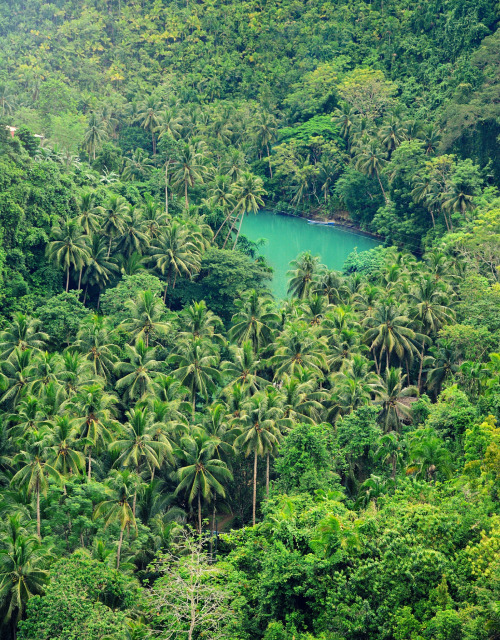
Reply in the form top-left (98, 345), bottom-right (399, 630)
top-left (241, 210), bottom-right (381, 298)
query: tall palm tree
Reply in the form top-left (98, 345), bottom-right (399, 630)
top-left (235, 392), bottom-right (281, 524)
top-left (74, 316), bottom-right (118, 382)
top-left (102, 196), bottom-right (129, 257)
top-left (270, 323), bottom-right (327, 378)
top-left (11, 429), bottom-right (63, 538)
top-left (81, 234), bottom-right (118, 304)
top-left (222, 172), bottom-right (267, 250)
top-left (77, 192), bottom-right (104, 235)
top-left (229, 290), bottom-right (279, 351)
top-left (253, 110), bottom-right (277, 177)
top-left (46, 220), bottom-right (89, 292)
top-left (122, 290), bottom-right (171, 348)
top-left (172, 142), bottom-right (206, 208)
top-left (168, 338), bottom-right (220, 414)
top-left (115, 340), bottom-right (160, 403)
top-left (408, 275), bottom-right (454, 390)
top-left (150, 221), bottom-right (201, 302)
top-left (222, 341), bottom-right (267, 393)
top-left (117, 206), bottom-right (150, 258)
top-left (287, 252), bottom-right (322, 299)
top-left (423, 340), bottom-right (459, 396)
top-left (375, 432), bottom-right (405, 481)
top-left (0, 349), bottom-right (35, 410)
top-left (174, 430), bottom-right (232, 533)
top-left (376, 367), bottom-right (418, 432)
top-left (407, 428), bottom-right (452, 481)
top-left (44, 415), bottom-right (85, 480)
top-left (178, 300), bottom-right (224, 344)
top-left (355, 141), bottom-right (388, 203)
top-left (135, 97), bottom-right (163, 155)
top-left (94, 470), bottom-right (137, 569)
top-left (280, 371), bottom-right (326, 425)
top-left (0, 521), bottom-right (51, 637)
top-left (332, 102), bottom-right (355, 150)
top-left (64, 383), bottom-right (118, 480)
top-left (83, 112), bottom-right (107, 161)
top-left (0, 315), bottom-right (48, 360)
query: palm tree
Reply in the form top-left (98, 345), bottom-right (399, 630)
top-left (168, 338), bottom-right (220, 414)
top-left (102, 195), bottom-right (129, 257)
top-left (270, 324), bottom-right (327, 378)
top-left (115, 340), bottom-right (160, 403)
top-left (178, 300), bottom-right (224, 344)
top-left (174, 430), bottom-right (232, 533)
top-left (83, 112), bottom-right (107, 161)
top-left (407, 429), bottom-right (452, 481)
top-left (408, 275), bottom-right (454, 390)
top-left (150, 221), bottom-right (201, 302)
top-left (80, 234), bottom-right (118, 304)
top-left (122, 290), bottom-right (171, 348)
top-left (222, 341), bottom-right (267, 393)
top-left (117, 206), bottom-right (150, 258)
top-left (235, 392), bottom-right (281, 524)
top-left (122, 148), bottom-right (154, 182)
top-left (363, 304), bottom-right (420, 373)
top-left (229, 290), bottom-right (279, 351)
top-left (222, 172), bottom-right (267, 250)
top-left (172, 142), bottom-right (206, 208)
top-left (77, 192), bottom-right (104, 235)
top-left (355, 141), bottom-right (388, 203)
top-left (253, 110), bottom-right (277, 177)
top-left (94, 470), bottom-right (138, 569)
top-left (0, 315), bottom-right (48, 360)
top-left (379, 117), bottom-right (405, 157)
top-left (0, 521), bottom-right (51, 637)
top-left (46, 220), bottom-right (89, 292)
top-left (287, 252), bottom-right (322, 299)
top-left (74, 316), bottom-right (118, 381)
top-left (312, 269), bottom-right (346, 305)
top-left (11, 429), bottom-right (63, 538)
top-left (0, 349), bottom-right (35, 410)
top-left (375, 432), bottom-right (405, 480)
top-left (376, 367), bottom-right (418, 432)
top-left (280, 372), bottom-right (326, 425)
top-left (135, 97), bottom-right (162, 155)
top-left (44, 415), bottom-right (85, 480)
top-left (424, 340), bottom-right (459, 396)
top-left (64, 383), bottom-right (118, 480)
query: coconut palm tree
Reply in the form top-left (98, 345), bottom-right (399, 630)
top-left (122, 290), bottom-right (171, 348)
top-left (168, 338), bottom-right (220, 414)
top-left (229, 290), bottom-right (279, 351)
top-left (93, 470), bottom-right (138, 569)
top-left (77, 192), bottom-right (104, 235)
top-left (376, 367), bottom-right (418, 432)
top-left (221, 172), bottom-right (267, 250)
top-left (80, 234), bottom-right (118, 304)
top-left (83, 112), bottom-right (107, 161)
top-left (74, 316), bottom-right (118, 382)
top-left (150, 221), bottom-right (201, 302)
top-left (355, 141), bottom-right (388, 203)
top-left (375, 432), bottom-right (405, 480)
top-left (102, 195), bottom-right (129, 257)
top-left (423, 340), bottom-right (459, 396)
top-left (46, 220), bottom-right (90, 292)
top-left (135, 97), bottom-right (163, 155)
top-left (0, 519), bottom-right (51, 637)
top-left (122, 148), bottom-right (155, 182)
top-left (0, 349), bottom-right (36, 410)
top-left (44, 415), bottom-right (85, 480)
top-left (172, 142), bottom-right (206, 208)
top-left (253, 110), bottom-right (277, 177)
top-left (0, 315), bottom-right (49, 360)
top-left (270, 323), bottom-right (327, 378)
top-left (235, 392), bottom-right (282, 524)
top-left (117, 206), bottom-right (150, 258)
top-left (280, 371), bottom-right (326, 425)
top-left (174, 430), bottom-right (232, 533)
top-left (11, 429), bottom-right (63, 538)
top-left (222, 341), bottom-right (267, 393)
top-left (115, 340), bottom-right (161, 403)
top-left (178, 301), bottom-right (224, 344)
top-left (407, 428), bottom-right (452, 481)
top-left (287, 252), bottom-right (323, 299)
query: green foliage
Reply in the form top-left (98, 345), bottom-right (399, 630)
top-left (36, 292), bottom-right (90, 350)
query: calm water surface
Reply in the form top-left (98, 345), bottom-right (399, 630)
top-left (242, 210), bottom-right (381, 298)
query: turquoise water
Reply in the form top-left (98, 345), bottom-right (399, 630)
top-left (241, 210), bottom-right (381, 298)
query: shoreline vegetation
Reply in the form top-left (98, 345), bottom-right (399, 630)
top-left (0, 0), bottom-right (499, 639)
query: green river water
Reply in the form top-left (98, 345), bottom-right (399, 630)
top-left (241, 210), bottom-right (381, 298)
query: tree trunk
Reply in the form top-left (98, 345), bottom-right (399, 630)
top-left (152, 131), bottom-right (156, 156)
top-left (252, 450), bottom-right (258, 526)
top-left (372, 348), bottom-right (380, 375)
top-left (163, 282), bottom-right (168, 303)
top-left (36, 484), bottom-right (41, 539)
top-left (213, 204), bottom-right (237, 242)
top-left (197, 491), bottom-right (202, 534)
top-left (185, 181), bottom-right (189, 209)
top-left (266, 143), bottom-right (273, 178)
top-left (78, 268), bottom-right (83, 291)
top-left (87, 448), bottom-right (92, 481)
top-left (222, 212), bottom-right (240, 249)
top-left (107, 235), bottom-right (112, 258)
top-left (66, 266), bottom-right (70, 292)
top-left (417, 338), bottom-right (426, 392)
top-left (165, 161), bottom-right (170, 216)
top-left (385, 350), bottom-right (390, 372)
top-left (232, 211), bottom-right (246, 250)
top-left (83, 284), bottom-right (88, 304)
top-left (375, 168), bottom-right (388, 204)
top-left (132, 491), bottom-right (137, 519)
top-left (116, 528), bottom-right (123, 570)
top-left (266, 452), bottom-right (270, 498)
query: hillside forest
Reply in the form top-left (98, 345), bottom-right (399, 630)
top-left (0, 1), bottom-right (500, 639)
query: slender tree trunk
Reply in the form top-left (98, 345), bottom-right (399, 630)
top-left (78, 268), bottom-right (83, 290)
top-left (232, 211), bottom-right (246, 250)
top-left (185, 181), bottom-right (189, 209)
top-left (417, 338), bottom-right (426, 392)
top-left (132, 492), bottom-right (137, 519)
top-left (165, 161), bottom-right (170, 216)
top-left (385, 350), bottom-right (390, 372)
top-left (266, 143), bottom-right (273, 178)
top-left (252, 450), bottom-right (258, 526)
top-left (372, 348), bottom-right (380, 375)
top-left (83, 284), bottom-right (88, 305)
top-left (163, 282), bottom-right (168, 303)
top-left (429, 207), bottom-right (435, 228)
top-left (152, 130), bottom-right (156, 155)
top-left (222, 212), bottom-right (241, 249)
top-left (266, 452), bottom-right (270, 498)
top-left (213, 204), bottom-right (237, 242)
top-left (198, 491), bottom-right (202, 534)
top-left (36, 484), bottom-right (41, 539)
top-left (107, 235), bottom-right (112, 257)
top-left (87, 448), bottom-right (92, 481)
top-left (66, 266), bottom-right (70, 292)
top-left (116, 528), bottom-right (123, 570)
top-left (375, 168), bottom-right (388, 204)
